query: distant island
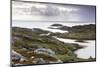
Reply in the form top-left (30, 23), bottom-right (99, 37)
top-left (49, 24), bottom-right (96, 40)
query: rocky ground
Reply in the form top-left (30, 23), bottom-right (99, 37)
top-left (11, 24), bottom-right (96, 66)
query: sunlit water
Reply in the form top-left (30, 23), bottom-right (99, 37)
top-left (12, 21), bottom-right (95, 59)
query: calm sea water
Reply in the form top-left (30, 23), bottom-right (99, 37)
top-left (55, 37), bottom-right (95, 59)
top-left (12, 21), bottom-right (95, 33)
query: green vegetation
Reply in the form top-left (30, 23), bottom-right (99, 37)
top-left (12, 24), bottom-right (96, 65)
top-left (50, 24), bottom-right (96, 40)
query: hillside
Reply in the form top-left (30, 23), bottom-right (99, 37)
top-left (49, 24), bottom-right (96, 40)
top-left (12, 27), bottom-right (84, 66)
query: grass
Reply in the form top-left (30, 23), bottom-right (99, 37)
top-left (55, 54), bottom-right (77, 62)
top-left (12, 25), bottom-right (96, 65)
top-left (50, 24), bottom-right (96, 40)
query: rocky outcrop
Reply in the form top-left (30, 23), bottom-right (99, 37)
top-left (12, 50), bottom-right (27, 63)
top-left (34, 48), bottom-right (55, 56)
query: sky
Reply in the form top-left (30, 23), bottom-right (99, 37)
top-left (12, 0), bottom-right (96, 22)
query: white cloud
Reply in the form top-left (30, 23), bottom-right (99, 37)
top-left (12, 0), bottom-right (80, 21)
top-left (58, 6), bottom-right (79, 12)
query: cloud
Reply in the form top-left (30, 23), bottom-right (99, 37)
top-left (58, 6), bottom-right (79, 13)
